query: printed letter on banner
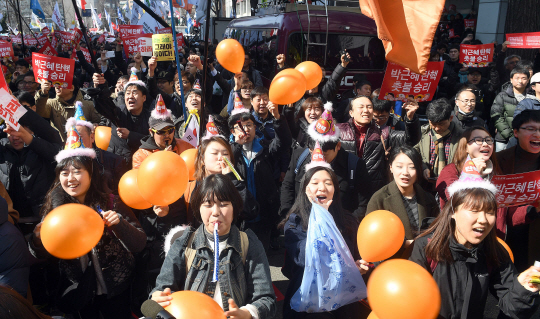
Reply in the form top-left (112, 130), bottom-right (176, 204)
top-left (378, 61), bottom-right (444, 102)
top-left (506, 32), bottom-right (540, 49)
top-left (38, 42), bottom-right (58, 56)
top-left (32, 53), bottom-right (75, 89)
top-left (0, 41), bottom-right (14, 58)
top-left (122, 35), bottom-right (141, 58)
top-left (152, 34), bottom-right (174, 61)
top-left (139, 34), bottom-right (153, 57)
top-left (0, 88), bottom-right (27, 130)
top-left (492, 170), bottom-right (540, 207)
top-left (118, 25), bottom-right (143, 39)
top-left (459, 44), bottom-right (494, 67)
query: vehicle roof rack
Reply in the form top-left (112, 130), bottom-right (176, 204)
top-left (255, 1), bottom-right (361, 16)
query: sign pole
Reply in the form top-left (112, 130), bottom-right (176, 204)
top-left (69, 0), bottom-right (99, 71)
top-left (168, 0), bottom-right (187, 120)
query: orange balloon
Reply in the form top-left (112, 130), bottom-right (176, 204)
top-left (357, 210), bottom-right (405, 262)
top-left (367, 259), bottom-right (441, 319)
top-left (269, 69), bottom-right (306, 105)
top-left (118, 169), bottom-right (153, 210)
top-left (165, 291), bottom-right (226, 319)
top-left (295, 61), bottom-right (323, 90)
top-left (137, 151), bottom-right (189, 206)
top-left (368, 312), bottom-right (380, 319)
top-left (180, 148), bottom-right (198, 181)
top-left (216, 39), bottom-right (245, 73)
top-left (41, 203), bottom-right (104, 259)
top-left (95, 126), bottom-right (112, 151)
top-left (497, 237), bottom-right (514, 263)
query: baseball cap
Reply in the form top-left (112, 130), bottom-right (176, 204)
top-left (531, 72), bottom-right (540, 85)
top-left (156, 70), bottom-right (174, 82)
top-left (149, 116), bottom-right (175, 131)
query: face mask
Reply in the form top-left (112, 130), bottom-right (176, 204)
top-left (101, 65), bottom-right (108, 73)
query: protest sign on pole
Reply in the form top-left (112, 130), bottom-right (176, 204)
top-left (98, 34), bottom-right (106, 43)
top-left (71, 47), bottom-right (92, 63)
top-left (11, 36), bottom-right (22, 44)
top-left (38, 42), bottom-right (58, 56)
top-left (25, 36), bottom-right (38, 47)
top-left (0, 41), bottom-right (14, 58)
top-left (71, 28), bottom-right (83, 45)
top-left (152, 34), bottom-right (174, 61)
top-left (50, 34), bottom-right (58, 48)
top-left (506, 32), bottom-right (540, 49)
top-left (32, 53), bottom-right (75, 89)
top-left (492, 170), bottom-right (540, 208)
top-left (118, 25), bottom-right (143, 39)
top-left (37, 34), bottom-right (49, 46)
top-left (57, 31), bottom-right (71, 44)
top-left (139, 34), bottom-right (153, 57)
top-left (106, 37), bottom-right (116, 43)
top-left (459, 44), bottom-right (494, 67)
top-left (0, 63), bottom-right (8, 91)
top-left (378, 61), bottom-right (444, 102)
top-left (0, 88), bottom-right (28, 131)
top-left (464, 19), bottom-right (476, 29)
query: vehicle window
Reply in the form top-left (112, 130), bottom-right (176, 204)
top-left (288, 33), bottom-right (385, 70)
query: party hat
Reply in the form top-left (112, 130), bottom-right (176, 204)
top-left (151, 94), bottom-right (172, 120)
top-left (193, 79), bottom-right (201, 90)
top-left (124, 67), bottom-right (147, 90)
top-left (447, 156), bottom-right (497, 196)
top-left (305, 141), bottom-right (331, 171)
top-left (308, 102), bottom-right (340, 143)
top-left (231, 92), bottom-right (249, 115)
top-left (65, 101), bottom-right (93, 131)
top-left (55, 126), bottom-right (96, 162)
top-left (202, 115), bottom-right (224, 140)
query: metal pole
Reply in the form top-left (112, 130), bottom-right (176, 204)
top-left (133, 0), bottom-right (170, 28)
top-left (15, 0), bottom-right (24, 50)
top-left (6, 0), bottom-right (40, 45)
top-left (168, 0), bottom-right (187, 120)
top-left (202, 0), bottom-right (211, 111)
top-left (69, 0), bottom-right (100, 71)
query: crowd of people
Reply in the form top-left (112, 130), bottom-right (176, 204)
top-left (1, 18), bottom-right (540, 319)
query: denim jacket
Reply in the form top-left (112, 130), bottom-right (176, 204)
top-left (151, 224), bottom-right (276, 319)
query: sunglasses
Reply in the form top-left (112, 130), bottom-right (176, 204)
top-left (151, 127), bottom-right (175, 135)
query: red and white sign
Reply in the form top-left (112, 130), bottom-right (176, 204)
top-left (506, 32), bottom-right (540, 49)
top-left (176, 33), bottom-right (185, 48)
top-left (106, 37), bottom-right (116, 43)
top-left (32, 53), bottom-right (75, 89)
top-left (11, 36), bottom-right (22, 44)
top-left (37, 42), bottom-right (58, 56)
top-left (122, 34), bottom-right (141, 58)
top-left (0, 88), bottom-right (27, 130)
top-left (139, 34), bottom-right (153, 57)
top-left (378, 61), bottom-right (444, 102)
top-left (71, 28), bottom-right (83, 45)
top-left (492, 170), bottom-right (540, 207)
top-left (24, 35), bottom-right (38, 47)
top-left (118, 25), bottom-right (143, 39)
top-left (41, 26), bottom-right (50, 36)
top-left (71, 47), bottom-right (92, 63)
top-left (37, 34), bottom-right (49, 46)
top-left (57, 31), bottom-right (71, 44)
top-left (98, 34), bottom-right (106, 44)
top-left (155, 27), bottom-right (172, 34)
top-left (50, 34), bottom-right (58, 49)
top-left (459, 44), bottom-right (494, 67)
top-left (464, 19), bottom-right (476, 29)
top-left (0, 41), bottom-right (14, 58)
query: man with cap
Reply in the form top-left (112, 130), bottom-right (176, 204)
top-left (280, 102), bottom-right (372, 220)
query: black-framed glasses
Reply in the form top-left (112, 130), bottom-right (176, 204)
top-left (19, 81), bottom-right (36, 86)
top-left (519, 126), bottom-right (540, 134)
top-left (468, 137), bottom-right (494, 145)
top-left (151, 127), bottom-right (175, 135)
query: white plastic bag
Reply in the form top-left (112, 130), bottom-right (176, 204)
top-left (291, 204), bottom-right (367, 312)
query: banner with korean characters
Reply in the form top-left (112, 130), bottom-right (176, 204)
top-left (153, 29), bottom-right (185, 48)
top-left (459, 44), bottom-right (494, 67)
top-left (506, 32), bottom-right (540, 49)
top-left (11, 35), bottom-right (21, 44)
top-left (32, 53), bottom-right (75, 89)
top-left (37, 42), bottom-right (57, 56)
top-left (152, 34), bottom-right (174, 61)
top-left (0, 88), bottom-right (27, 130)
top-left (492, 170), bottom-right (540, 207)
top-left (57, 31), bottom-right (71, 44)
top-left (122, 34), bottom-right (141, 58)
top-left (70, 47), bottom-right (92, 63)
top-left (139, 34), bottom-right (153, 57)
top-left (71, 28), bottom-right (83, 45)
top-left (378, 61), bottom-right (444, 102)
top-left (0, 41), bottom-right (14, 58)
top-left (464, 19), bottom-right (476, 29)
top-left (118, 25), bottom-right (143, 39)
top-left (37, 34), bottom-right (49, 46)
top-left (24, 35), bottom-right (38, 47)
top-left (41, 26), bottom-right (50, 36)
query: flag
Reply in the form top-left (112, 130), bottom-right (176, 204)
top-left (30, 0), bottom-right (46, 20)
top-left (186, 12), bottom-right (193, 34)
top-left (131, 2), bottom-right (142, 24)
top-left (358, 0), bottom-right (445, 74)
top-left (195, 0), bottom-right (207, 24)
top-left (91, 5), bottom-right (102, 28)
top-left (117, 8), bottom-right (124, 22)
top-left (31, 12), bottom-right (45, 29)
top-left (181, 116), bottom-right (199, 148)
top-left (76, 0), bottom-right (86, 9)
top-left (105, 10), bottom-right (112, 33)
top-left (52, 2), bottom-right (65, 31)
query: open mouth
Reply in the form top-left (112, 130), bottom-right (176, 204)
top-left (530, 141), bottom-right (540, 148)
top-left (472, 227), bottom-right (485, 237)
top-left (400, 178), bottom-right (410, 184)
top-left (316, 195), bottom-right (327, 203)
top-left (67, 184), bottom-right (79, 190)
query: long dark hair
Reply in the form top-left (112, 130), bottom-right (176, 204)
top-left (279, 167), bottom-right (357, 237)
top-left (194, 136), bottom-right (234, 181)
top-left (452, 126), bottom-right (502, 174)
top-left (388, 145), bottom-right (424, 184)
top-left (418, 188), bottom-right (506, 267)
top-left (40, 156), bottom-right (109, 218)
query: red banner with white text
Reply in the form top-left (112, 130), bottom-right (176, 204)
top-left (459, 44), bottom-right (494, 67)
top-left (0, 41), bottom-right (14, 58)
top-left (38, 42), bottom-right (58, 56)
top-left (506, 32), bottom-right (540, 49)
top-left (492, 170), bottom-right (540, 207)
top-left (32, 53), bottom-right (75, 89)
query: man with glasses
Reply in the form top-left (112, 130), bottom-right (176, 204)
top-left (452, 85), bottom-right (486, 129)
top-left (496, 109), bottom-right (540, 272)
top-left (13, 72), bottom-right (39, 95)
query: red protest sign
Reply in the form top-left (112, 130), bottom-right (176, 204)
top-left (459, 44), bottom-right (493, 67)
top-left (176, 33), bottom-right (185, 48)
top-left (506, 32), bottom-right (540, 49)
top-left (50, 34), bottom-right (58, 49)
top-left (25, 36), bottom-right (38, 47)
top-left (71, 28), bottom-right (83, 45)
top-left (41, 27), bottom-right (50, 36)
top-left (0, 65), bottom-right (7, 91)
top-left (155, 27), bottom-right (172, 34)
top-left (98, 34), bottom-right (106, 44)
top-left (378, 61), bottom-right (444, 102)
top-left (118, 25), bottom-right (143, 39)
top-left (122, 35), bottom-right (140, 58)
top-left (0, 88), bottom-right (28, 131)
top-left (106, 37), bottom-right (116, 43)
top-left (38, 42), bottom-right (58, 56)
top-left (12, 36), bottom-right (21, 44)
top-left (139, 34), bottom-right (153, 57)
top-left (464, 19), bottom-right (476, 29)
top-left (57, 31), bottom-right (71, 44)
top-left (492, 170), bottom-right (540, 208)
top-left (71, 47), bottom-right (92, 63)
top-left (0, 41), bottom-right (14, 58)
top-left (32, 53), bottom-right (75, 89)
top-left (37, 34), bottom-right (49, 46)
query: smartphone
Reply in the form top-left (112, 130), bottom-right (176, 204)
top-left (340, 50), bottom-right (350, 62)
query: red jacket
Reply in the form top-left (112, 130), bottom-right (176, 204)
top-left (436, 163), bottom-right (534, 239)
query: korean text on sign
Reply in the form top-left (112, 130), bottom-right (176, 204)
top-left (0, 88), bottom-right (28, 131)
top-left (378, 61), bottom-right (444, 102)
top-left (139, 34), bottom-right (153, 57)
top-left (37, 43), bottom-right (57, 57)
top-left (152, 34), bottom-right (174, 61)
top-left (32, 53), bottom-right (75, 89)
top-left (491, 170), bottom-right (540, 207)
top-left (118, 25), bottom-right (144, 39)
top-left (506, 32), bottom-right (540, 49)
top-left (459, 44), bottom-right (494, 68)
top-left (122, 35), bottom-right (141, 58)
top-left (0, 41), bottom-right (14, 58)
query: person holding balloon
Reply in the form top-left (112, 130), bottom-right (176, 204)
top-left (150, 174), bottom-right (276, 319)
top-left (28, 124), bottom-right (146, 319)
top-left (409, 163), bottom-right (540, 319)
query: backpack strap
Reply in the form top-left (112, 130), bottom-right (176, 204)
top-left (239, 231), bottom-right (249, 265)
top-left (183, 181), bottom-right (197, 224)
top-left (184, 232), bottom-right (197, 274)
top-left (346, 152), bottom-right (359, 192)
top-left (295, 148), bottom-right (311, 174)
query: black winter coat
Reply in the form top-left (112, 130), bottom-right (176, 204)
top-left (337, 117), bottom-right (421, 193)
top-left (410, 235), bottom-right (540, 319)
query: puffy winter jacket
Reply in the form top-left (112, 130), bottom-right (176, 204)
top-left (491, 85), bottom-right (521, 142)
top-left (337, 117), bottom-right (421, 192)
top-left (132, 136), bottom-right (193, 169)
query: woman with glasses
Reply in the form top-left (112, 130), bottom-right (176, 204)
top-left (436, 126), bottom-right (537, 244)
